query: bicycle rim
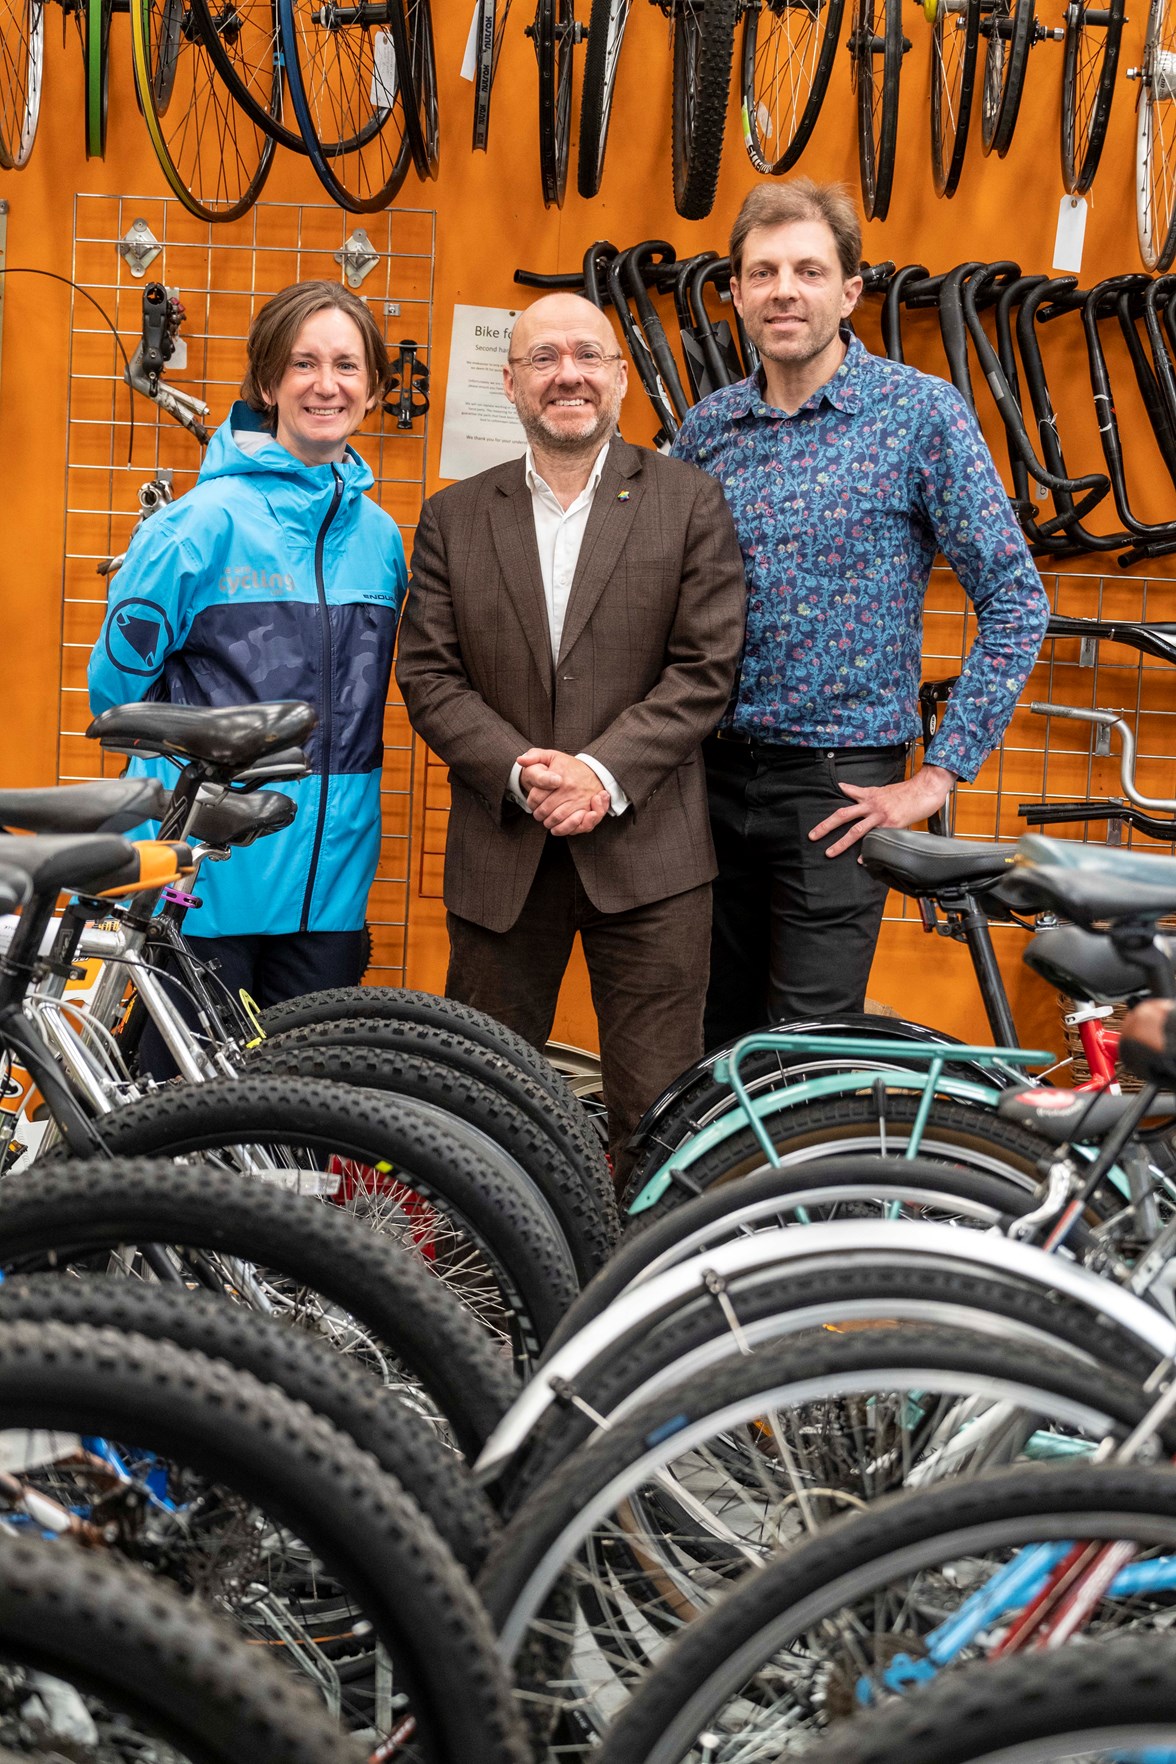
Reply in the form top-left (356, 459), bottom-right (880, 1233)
top-left (981, 0), bottom-right (1034, 154)
top-left (1061, 0), bottom-right (1124, 190)
top-left (852, 0), bottom-right (903, 219)
top-left (84, 0), bottom-right (112, 156)
top-left (534, 0), bottom-right (575, 207)
top-left (1137, 0), bottom-right (1176, 267)
top-left (930, 0), bottom-right (979, 195)
top-left (0, 0), bottom-right (43, 169)
top-left (739, 0), bottom-right (845, 175)
top-left (130, 0), bottom-right (277, 220)
top-left (189, 0), bottom-right (304, 152)
top-left (576, 0), bottom-right (633, 194)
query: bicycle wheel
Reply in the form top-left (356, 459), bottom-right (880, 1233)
top-left (84, 0), bottom-right (112, 157)
top-left (671, 0), bottom-right (739, 219)
top-left (130, 0), bottom-right (276, 219)
top-left (851, 0), bottom-right (904, 219)
top-left (577, 0), bottom-right (632, 193)
top-left (930, 0), bottom-right (980, 195)
top-left (0, 0), bottom-right (42, 168)
top-left (980, 0), bottom-right (1034, 154)
top-left (0, 1160), bottom-right (516, 1459)
top-left (1061, 0), bottom-right (1124, 190)
top-left (189, 0), bottom-right (304, 150)
top-left (739, 0), bottom-right (846, 175)
top-left (1136, 0), bottom-right (1176, 269)
top-left (0, 1320), bottom-right (529, 1762)
top-left (591, 1460), bottom-right (1176, 1763)
top-left (277, 0), bottom-right (416, 211)
top-left (64, 1076), bottom-right (579, 1363)
top-left (531, 0), bottom-right (577, 207)
top-left (482, 1332), bottom-right (1173, 1754)
top-left (0, 1533), bottom-right (357, 1764)
top-left (401, 0), bottom-right (439, 176)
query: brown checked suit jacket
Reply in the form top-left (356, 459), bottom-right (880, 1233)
top-left (395, 436), bottom-right (747, 933)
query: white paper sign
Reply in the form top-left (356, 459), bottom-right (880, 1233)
top-left (438, 303), bottom-right (526, 481)
top-left (370, 31), bottom-right (399, 111)
top-left (460, 0), bottom-right (480, 80)
top-left (1053, 195), bottom-right (1087, 275)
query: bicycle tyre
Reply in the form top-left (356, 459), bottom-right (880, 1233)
top-left (533, 0), bottom-right (576, 206)
top-left (671, 0), bottom-right (738, 219)
top-left (852, 0), bottom-right (903, 219)
top-left (129, 0), bottom-right (277, 220)
top-left (1060, 0), bottom-right (1124, 191)
top-left (189, 0), bottom-right (305, 152)
top-left (247, 1038), bottom-right (615, 1282)
top-left (495, 1251), bottom-right (1163, 1512)
top-left (84, 0), bottom-right (112, 157)
top-left (60, 1077), bottom-right (578, 1361)
top-left (576, 0), bottom-right (633, 193)
top-left (0, 0), bottom-right (42, 168)
top-left (254, 1011), bottom-right (615, 1226)
top-left (592, 1460), bottom-right (1176, 1764)
top-left (980, 0), bottom-right (1034, 155)
top-left (1137, 0), bottom-right (1176, 268)
top-left (258, 984), bottom-right (608, 1180)
top-left (0, 1159), bottom-right (516, 1457)
top-left (401, 0), bottom-right (440, 177)
top-left (0, 1320), bottom-right (530, 1764)
top-left (276, 0), bottom-right (415, 212)
top-left (482, 1329), bottom-right (1176, 1749)
top-left (931, 0), bottom-right (980, 195)
top-left (0, 1273), bottom-right (497, 1575)
top-left (0, 1533), bottom-right (358, 1764)
top-left (739, 0), bottom-right (845, 175)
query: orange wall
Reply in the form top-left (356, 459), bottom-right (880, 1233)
top-left (2, 0), bottom-right (1172, 1060)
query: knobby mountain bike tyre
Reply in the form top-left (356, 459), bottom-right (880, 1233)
top-left (85, 0), bottom-right (112, 156)
top-left (1136, 0), bottom-right (1176, 269)
top-left (0, 1533), bottom-right (358, 1764)
top-left (531, 0), bottom-right (577, 206)
top-left (0, 0), bottom-right (43, 168)
top-left (592, 1460), bottom-right (1176, 1764)
top-left (576, 0), bottom-right (633, 193)
top-left (258, 983), bottom-right (609, 1181)
top-left (931, 0), bottom-right (980, 195)
top-left (980, 0), bottom-right (1034, 154)
top-left (739, 0), bottom-right (845, 175)
top-left (493, 1251), bottom-right (1163, 1514)
top-left (0, 1273), bottom-right (497, 1574)
top-left (0, 1320), bottom-right (530, 1764)
top-left (1061, 0), bottom-right (1124, 191)
top-left (851, 0), bottom-right (904, 219)
top-left (130, 0), bottom-right (277, 219)
top-left (248, 1038), bottom-right (614, 1282)
top-left (672, 0), bottom-right (739, 218)
top-left (55, 1077), bottom-right (579, 1363)
top-left (481, 1330), bottom-right (1176, 1755)
top-left (277, 0), bottom-right (416, 212)
top-left (0, 1159), bottom-right (515, 1458)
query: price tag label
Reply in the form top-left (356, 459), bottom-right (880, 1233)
top-left (370, 31), bottom-right (399, 110)
top-left (460, 0), bottom-right (480, 80)
top-left (1053, 195), bottom-right (1088, 274)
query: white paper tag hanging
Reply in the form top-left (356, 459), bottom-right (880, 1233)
top-left (1053, 195), bottom-right (1088, 274)
top-left (370, 31), bottom-right (399, 111)
top-left (460, 0), bottom-right (481, 80)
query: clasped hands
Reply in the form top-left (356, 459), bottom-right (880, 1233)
top-left (518, 748), bottom-right (610, 836)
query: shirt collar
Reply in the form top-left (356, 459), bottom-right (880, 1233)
top-left (524, 437), bottom-right (611, 502)
top-left (730, 329), bottom-right (866, 420)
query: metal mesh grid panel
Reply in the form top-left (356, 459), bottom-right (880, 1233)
top-left (59, 193), bottom-right (435, 984)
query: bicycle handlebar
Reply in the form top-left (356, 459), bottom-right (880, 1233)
top-left (1030, 702), bottom-right (1176, 813)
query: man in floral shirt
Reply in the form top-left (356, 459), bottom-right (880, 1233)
top-left (672, 178), bottom-right (1048, 1046)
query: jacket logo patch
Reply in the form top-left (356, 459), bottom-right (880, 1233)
top-left (104, 598), bottom-right (175, 676)
top-left (218, 568), bottom-right (297, 596)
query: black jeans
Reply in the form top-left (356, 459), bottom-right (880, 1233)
top-left (703, 736), bottom-right (908, 1049)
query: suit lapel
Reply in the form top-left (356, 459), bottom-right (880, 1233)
top-left (488, 462), bottom-right (555, 694)
top-left (557, 439), bottom-right (645, 665)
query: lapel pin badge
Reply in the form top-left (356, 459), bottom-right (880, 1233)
top-left (617, 490), bottom-right (631, 501)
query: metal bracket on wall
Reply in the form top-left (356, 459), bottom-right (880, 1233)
top-left (0, 200), bottom-right (7, 387)
top-left (117, 219), bottom-right (163, 278)
top-left (335, 229), bottom-right (381, 289)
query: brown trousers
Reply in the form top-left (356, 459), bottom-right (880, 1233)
top-left (445, 838), bottom-right (711, 1182)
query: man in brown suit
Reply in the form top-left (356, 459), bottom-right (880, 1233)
top-left (395, 294), bottom-right (746, 1179)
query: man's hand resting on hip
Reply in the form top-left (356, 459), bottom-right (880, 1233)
top-left (518, 748), bottom-right (611, 836)
top-left (809, 763), bottom-right (958, 859)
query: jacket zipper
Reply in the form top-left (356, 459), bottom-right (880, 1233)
top-left (300, 467), bottom-right (344, 932)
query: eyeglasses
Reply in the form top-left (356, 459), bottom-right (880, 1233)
top-left (507, 343), bottom-right (623, 373)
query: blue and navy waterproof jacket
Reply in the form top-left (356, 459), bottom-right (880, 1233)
top-left (88, 403), bottom-right (407, 938)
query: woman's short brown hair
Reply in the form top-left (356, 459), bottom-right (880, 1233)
top-left (240, 280), bottom-right (393, 430)
top-left (729, 179), bottom-right (863, 281)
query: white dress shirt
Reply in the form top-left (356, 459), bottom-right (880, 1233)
top-left (507, 444), bottom-right (630, 817)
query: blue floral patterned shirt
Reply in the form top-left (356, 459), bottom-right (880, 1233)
top-left (671, 334), bottom-right (1048, 782)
